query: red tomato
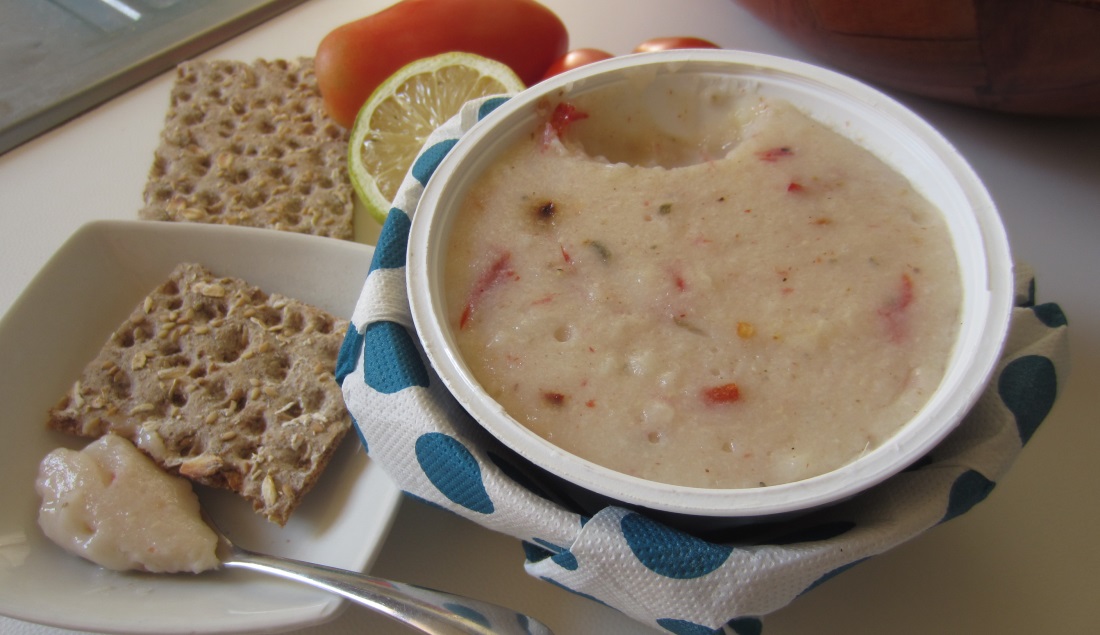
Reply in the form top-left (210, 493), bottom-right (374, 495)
top-left (316, 0), bottom-right (568, 128)
top-left (541, 48), bottom-right (614, 80)
top-left (633, 36), bottom-right (721, 53)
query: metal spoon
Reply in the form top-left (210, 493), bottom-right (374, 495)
top-left (203, 510), bottom-right (553, 635)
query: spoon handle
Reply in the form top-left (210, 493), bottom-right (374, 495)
top-left (223, 547), bottom-right (553, 635)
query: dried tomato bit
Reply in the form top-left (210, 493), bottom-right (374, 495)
top-left (585, 399), bottom-right (596, 408)
top-left (787, 182), bottom-right (805, 193)
top-left (664, 268), bottom-right (682, 292)
top-left (877, 272), bottom-right (915, 342)
top-left (459, 251), bottom-right (515, 329)
top-left (880, 272), bottom-right (914, 313)
top-left (560, 244), bottom-right (572, 264)
top-left (756, 146), bottom-right (794, 162)
top-left (702, 383), bottom-right (741, 404)
top-left (896, 272), bottom-right (914, 309)
top-left (541, 391), bottom-right (567, 406)
top-left (546, 102), bottom-right (588, 140)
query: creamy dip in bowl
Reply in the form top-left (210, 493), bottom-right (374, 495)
top-left (408, 50), bottom-right (1013, 520)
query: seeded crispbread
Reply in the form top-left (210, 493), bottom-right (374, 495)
top-left (47, 263), bottom-right (352, 526)
top-left (139, 58), bottom-right (354, 240)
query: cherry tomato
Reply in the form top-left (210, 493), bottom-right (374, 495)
top-left (633, 36), bottom-right (721, 53)
top-left (541, 48), bottom-right (614, 80)
top-left (316, 0), bottom-right (568, 128)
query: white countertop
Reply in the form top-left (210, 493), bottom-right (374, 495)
top-left (2, 1), bottom-right (1098, 633)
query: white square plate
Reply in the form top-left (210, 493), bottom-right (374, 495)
top-left (0, 220), bottom-right (401, 634)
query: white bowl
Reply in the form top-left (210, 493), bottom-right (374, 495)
top-left (408, 50), bottom-right (1013, 520)
top-left (0, 221), bottom-right (401, 634)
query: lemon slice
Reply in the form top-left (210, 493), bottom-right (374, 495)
top-left (348, 52), bottom-right (525, 224)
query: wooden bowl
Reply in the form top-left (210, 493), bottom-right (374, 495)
top-left (734, 0), bottom-right (1100, 117)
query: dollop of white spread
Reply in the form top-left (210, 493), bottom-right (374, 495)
top-left (35, 434), bottom-right (219, 573)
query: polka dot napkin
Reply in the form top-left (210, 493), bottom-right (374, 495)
top-left (337, 96), bottom-right (1070, 635)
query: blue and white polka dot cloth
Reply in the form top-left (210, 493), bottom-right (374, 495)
top-left (337, 96), bottom-right (1070, 634)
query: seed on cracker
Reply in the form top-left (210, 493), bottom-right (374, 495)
top-left (47, 263), bottom-right (352, 525)
top-left (139, 59), bottom-right (354, 240)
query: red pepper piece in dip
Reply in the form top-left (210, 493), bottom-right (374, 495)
top-left (701, 383), bottom-right (741, 404)
top-left (460, 251), bottom-right (516, 329)
top-left (878, 272), bottom-right (915, 343)
top-left (544, 102), bottom-right (588, 142)
top-left (756, 146), bottom-right (794, 162)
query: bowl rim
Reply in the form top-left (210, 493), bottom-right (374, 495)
top-left (408, 49), bottom-right (1014, 517)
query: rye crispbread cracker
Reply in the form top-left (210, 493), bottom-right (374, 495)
top-left (139, 58), bottom-right (354, 240)
top-left (47, 263), bottom-right (352, 526)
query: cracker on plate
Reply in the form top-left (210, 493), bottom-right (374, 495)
top-left (47, 263), bottom-right (352, 525)
top-left (139, 58), bottom-right (354, 240)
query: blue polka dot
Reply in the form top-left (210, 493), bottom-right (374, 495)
top-left (363, 321), bottom-right (429, 393)
top-left (478, 96), bottom-right (510, 120)
top-left (551, 550), bottom-right (578, 571)
top-left (548, 550), bottom-right (578, 571)
top-left (941, 469), bottom-right (995, 523)
top-left (727, 617), bottom-right (764, 635)
top-left (656, 618), bottom-right (721, 635)
top-left (441, 603), bottom-right (491, 629)
top-left (998, 354), bottom-right (1058, 445)
top-left (620, 513), bottom-right (732, 579)
top-left (369, 209), bottom-right (411, 272)
top-left (415, 433), bottom-right (494, 514)
top-left (522, 541), bottom-right (553, 564)
top-left (1032, 302), bottom-right (1067, 328)
top-left (335, 322), bottom-right (362, 384)
top-left (411, 138), bottom-right (458, 186)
